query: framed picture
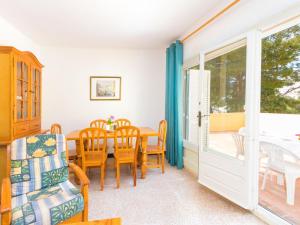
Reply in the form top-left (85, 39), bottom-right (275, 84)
top-left (90, 76), bottom-right (121, 100)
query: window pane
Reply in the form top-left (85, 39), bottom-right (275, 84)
top-left (24, 101), bottom-right (28, 119)
top-left (17, 80), bottom-right (22, 98)
top-left (183, 65), bottom-right (199, 145)
top-left (188, 69), bottom-right (199, 145)
top-left (17, 62), bottom-right (22, 79)
top-left (23, 63), bottom-right (28, 81)
top-left (32, 102), bottom-right (36, 117)
top-left (183, 72), bottom-right (189, 140)
top-left (261, 24), bottom-right (300, 114)
top-left (17, 101), bottom-right (22, 119)
top-left (259, 23), bottom-right (300, 225)
top-left (204, 43), bottom-right (246, 159)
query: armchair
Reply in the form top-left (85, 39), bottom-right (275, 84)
top-left (1, 134), bottom-right (89, 225)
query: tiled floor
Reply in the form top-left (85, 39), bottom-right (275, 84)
top-left (259, 172), bottom-right (300, 225)
top-left (72, 158), bottom-right (265, 225)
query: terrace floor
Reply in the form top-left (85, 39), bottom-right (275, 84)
top-left (259, 172), bottom-right (300, 225)
top-left (209, 131), bottom-right (300, 225)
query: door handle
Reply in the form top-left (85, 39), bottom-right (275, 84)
top-left (197, 111), bottom-right (210, 127)
top-left (198, 111), bottom-right (201, 127)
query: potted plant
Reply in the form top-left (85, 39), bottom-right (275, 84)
top-left (107, 115), bottom-right (115, 131)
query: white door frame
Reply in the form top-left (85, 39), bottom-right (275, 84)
top-left (198, 30), bottom-right (261, 209)
top-left (196, 6), bottom-right (300, 224)
top-left (253, 14), bottom-right (300, 225)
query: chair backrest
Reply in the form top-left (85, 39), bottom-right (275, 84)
top-left (158, 120), bottom-right (167, 150)
top-left (10, 134), bottom-right (68, 197)
top-left (238, 127), bottom-right (246, 135)
top-left (90, 119), bottom-right (107, 129)
top-left (50, 123), bottom-right (62, 134)
top-left (114, 126), bottom-right (140, 158)
top-left (79, 128), bottom-right (107, 162)
top-left (115, 118), bottom-right (131, 128)
top-left (232, 133), bottom-right (244, 156)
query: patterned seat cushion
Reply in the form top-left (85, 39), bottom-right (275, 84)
top-left (10, 134), bottom-right (68, 197)
top-left (11, 180), bottom-right (84, 225)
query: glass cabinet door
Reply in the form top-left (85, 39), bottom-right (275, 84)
top-left (31, 68), bottom-right (41, 118)
top-left (16, 61), bottom-right (30, 121)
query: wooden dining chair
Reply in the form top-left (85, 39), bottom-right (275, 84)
top-left (115, 118), bottom-right (131, 128)
top-left (142, 120), bottom-right (167, 174)
top-left (51, 123), bottom-right (62, 134)
top-left (114, 126), bottom-right (140, 188)
top-left (90, 119), bottom-right (107, 129)
top-left (79, 128), bottom-right (108, 191)
top-left (50, 123), bottom-right (78, 163)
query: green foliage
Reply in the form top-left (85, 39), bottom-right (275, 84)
top-left (205, 24), bottom-right (300, 114)
top-left (205, 46), bottom-right (246, 113)
top-left (261, 24), bottom-right (300, 113)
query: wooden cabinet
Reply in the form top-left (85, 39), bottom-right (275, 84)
top-left (0, 46), bottom-right (43, 144)
top-left (0, 46), bottom-right (43, 200)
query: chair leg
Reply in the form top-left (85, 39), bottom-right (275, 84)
top-left (129, 163), bottom-right (132, 173)
top-left (100, 164), bottom-right (105, 191)
top-left (141, 152), bottom-right (147, 179)
top-left (162, 152), bottom-right (165, 174)
top-left (285, 173), bottom-right (296, 205)
top-left (114, 159), bottom-right (117, 178)
top-left (277, 174), bottom-right (284, 186)
top-left (116, 163), bottom-right (120, 188)
top-left (133, 162), bottom-right (137, 187)
top-left (82, 184), bottom-right (89, 221)
top-left (261, 168), bottom-right (269, 190)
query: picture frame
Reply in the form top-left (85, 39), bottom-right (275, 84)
top-left (90, 76), bottom-right (121, 100)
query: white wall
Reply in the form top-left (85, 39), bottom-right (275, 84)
top-left (260, 113), bottom-right (300, 139)
top-left (0, 15), bottom-right (166, 135)
top-left (40, 47), bottom-right (165, 135)
top-left (0, 16), bottom-right (40, 57)
top-left (181, 0), bottom-right (300, 60)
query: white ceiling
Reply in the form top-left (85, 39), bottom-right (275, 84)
top-left (0, 0), bottom-right (232, 48)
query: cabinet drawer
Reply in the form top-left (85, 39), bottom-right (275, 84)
top-left (29, 120), bottom-right (41, 131)
top-left (14, 123), bottom-right (29, 137)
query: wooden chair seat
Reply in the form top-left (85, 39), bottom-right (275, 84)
top-left (145, 145), bottom-right (164, 154)
top-left (114, 150), bottom-right (135, 162)
top-left (84, 152), bottom-right (106, 166)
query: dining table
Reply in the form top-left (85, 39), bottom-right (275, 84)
top-left (66, 127), bottom-right (159, 178)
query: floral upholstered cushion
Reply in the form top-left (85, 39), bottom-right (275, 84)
top-left (11, 180), bottom-right (84, 225)
top-left (10, 134), bottom-right (68, 197)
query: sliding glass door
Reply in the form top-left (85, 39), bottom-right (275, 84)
top-left (194, 11), bottom-right (300, 225)
top-left (258, 21), bottom-right (300, 225)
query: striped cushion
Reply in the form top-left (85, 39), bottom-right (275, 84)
top-left (10, 134), bottom-right (68, 197)
top-left (11, 181), bottom-right (84, 225)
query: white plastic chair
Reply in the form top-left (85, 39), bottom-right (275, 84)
top-left (232, 127), bottom-right (245, 158)
top-left (232, 133), bottom-right (244, 158)
top-left (260, 141), bottom-right (300, 205)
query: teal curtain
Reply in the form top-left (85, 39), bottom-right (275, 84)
top-left (165, 40), bottom-right (183, 169)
